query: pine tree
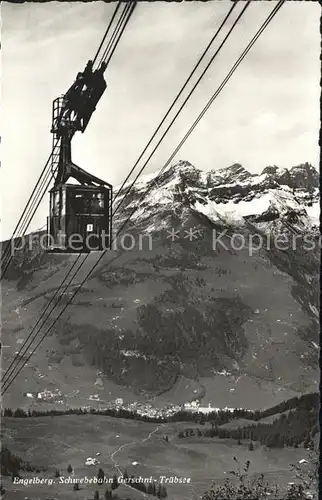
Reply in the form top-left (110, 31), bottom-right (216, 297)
top-left (147, 482), bottom-right (154, 495)
top-left (67, 464), bottom-right (73, 474)
top-left (123, 469), bottom-right (129, 480)
top-left (111, 473), bottom-right (118, 490)
top-left (55, 469), bottom-right (60, 478)
top-left (159, 485), bottom-right (167, 498)
top-left (94, 490), bottom-right (100, 500)
top-left (137, 483), bottom-right (147, 493)
top-left (104, 488), bottom-right (112, 500)
top-left (248, 441), bottom-right (254, 451)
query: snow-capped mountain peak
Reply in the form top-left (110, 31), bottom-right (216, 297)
top-left (114, 161), bottom-right (319, 233)
top-left (209, 163), bottom-right (253, 186)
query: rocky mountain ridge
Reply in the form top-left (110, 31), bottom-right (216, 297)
top-left (114, 161), bottom-right (319, 234)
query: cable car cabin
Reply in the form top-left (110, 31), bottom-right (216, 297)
top-left (46, 59), bottom-right (112, 254)
top-left (47, 184), bottom-right (112, 253)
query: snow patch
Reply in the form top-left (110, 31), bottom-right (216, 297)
top-left (213, 369), bottom-right (231, 376)
top-left (305, 202), bottom-right (320, 226)
top-left (195, 192), bottom-right (272, 223)
top-left (309, 304), bottom-right (319, 317)
top-left (120, 349), bottom-right (147, 360)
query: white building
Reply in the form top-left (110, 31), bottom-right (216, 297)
top-left (198, 403), bottom-right (219, 414)
top-left (183, 400), bottom-right (199, 411)
top-left (85, 457), bottom-right (99, 466)
top-left (115, 398), bottom-right (123, 406)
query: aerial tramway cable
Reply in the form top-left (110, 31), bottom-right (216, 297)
top-left (1, 0), bottom-right (285, 395)
top-left (1, 0), bottom-right (222, 278)
top-left (1, 2), bottom-right (240, 389)
top-left (0, 2), bottom-right (136, 280)
top-left (113, 0), bottom-right (251, 214)
top-left (112, 0), bottom-right (238, 203)
top-left (99, 1), bottom-right (135, 67)
top-left (92, 2), bottom-right (122, 67)
top-left (0, 141), bottom-right (59, 278)
top-left (125, 0), bottom-right (286, 220)
top-left (1, 2), bottom-right (138, 388)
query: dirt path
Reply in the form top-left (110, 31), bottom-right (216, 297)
top-left (109, 424), bottom-right (164, 498)
top-left (109, 425), bottom-right (200, 500)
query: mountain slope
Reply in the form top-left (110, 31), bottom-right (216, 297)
top-left (1, 161), bottom-right (319, 410)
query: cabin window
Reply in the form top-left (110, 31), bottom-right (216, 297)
top-left (72, 192), bottom-right (104, 214)
top-left (73, 193), bottom-right (85, 214)
top-left (91, 193), bottom-right (104, 214)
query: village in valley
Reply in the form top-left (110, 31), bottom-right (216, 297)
top-left (22, 388), bottom-right (238, 420)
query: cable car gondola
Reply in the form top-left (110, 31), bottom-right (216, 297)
top-left (46, 61), bottom-right (112, 253)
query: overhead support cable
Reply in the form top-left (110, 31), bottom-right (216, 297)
top-left (99, 1), bottom-right (136, 67)
top-left (0, 140), bottom-right (59, 279)
top-left (0, 3), bottom-right (136, 280)
top-left (1, 2), bottom-right (139, 387)
top-left (1, 0), bottom-right (285, 395)
top-left (92, 1), bottom-right (122, 67)
top-left (112, 0), bottom-right (239, 204)
top-left (1, 2), bottom-right (239, 389)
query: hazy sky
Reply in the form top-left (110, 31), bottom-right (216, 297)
top-left (1, 1), bottom-right (320, 239)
